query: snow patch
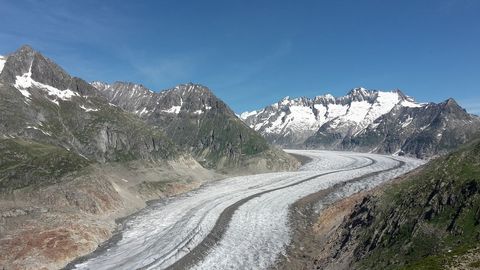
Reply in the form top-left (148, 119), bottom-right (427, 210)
top-left (0, 55), bottom-right (5, 74)
top-left (25, 126), bottom-right (51, 136)
top-left (162, 98), bottom-right (185, 114)
top-left (368, 91), bottom-right (400, 116)
top-left (265, 111), bottom-right (287, 133)
top-left (80, 105), bottom-right (99, 112)
top-left (401, 116), bottom-right (413, 128)
top-left (240, 110), bottom-right (257, 119)
top-left (91, 81), bottom-right (111, 90)
top-left (327, 103), bottom-right (348, 119)
top-left (162, 106), bottom-right (181, 114)
top-left (134, 107), bottom-right (150, 115)
top-left (280, 96), bottom-right (290, 105)
top-left (369, 122), bottom-right (380, 129)
top-left (401, 100), bottom-right (422, 108)
top-left (343, 101), bottom-right (371, 123)
top-left (14, 63), bottom-right (78, 103)
top-left (18, 88), bottom-right (32, 99)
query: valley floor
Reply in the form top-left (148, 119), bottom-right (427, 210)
top-left (64, 150), bottom-right (423, 270)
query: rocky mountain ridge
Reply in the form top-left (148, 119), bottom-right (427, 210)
top-left (241, 88), bottom-right (480, 158)
top-left (241, 88), bottom-right (422, 146)
top-left (0, 45), bottom-right (178, 172)
top-left (91, 81), bottom-right (296, 171)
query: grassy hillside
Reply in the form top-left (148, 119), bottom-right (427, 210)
top-left (344, 138), bottom-right (480, 269)
top-left (0, 138), bottom-right (90, 192)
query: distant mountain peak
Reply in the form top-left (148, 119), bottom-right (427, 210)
top-left (2, 45), bottom-right (68, 87)
top-left (347, 87), bottom-right (368, 94)
top-left (444, 97), bottom-right (458, 106)
top-left (241, 87), bottom-right (479, 158)
top-left (240, 88), bottom-right (430, 147)
top-left (265, 88), bottom-right (413, 110)
top-left (441, 97), bottom-right (466, 114)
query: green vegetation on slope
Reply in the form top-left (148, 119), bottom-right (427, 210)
top-left (351, 139), bottom-right (480, 269)
top-left (0, 138), bottom-right (90, 192)
top-left (162, 110), bottom-right (270, 169)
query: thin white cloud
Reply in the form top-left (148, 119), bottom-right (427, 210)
top-left (133, 56), bottom-right (196, 88)
top-left (116, 46), bottom-right (201, 90)
top-left (212, 39), bottom-right (293, 89)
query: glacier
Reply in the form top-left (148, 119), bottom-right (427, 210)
top-left (70, 150), bottom-right (423, 270)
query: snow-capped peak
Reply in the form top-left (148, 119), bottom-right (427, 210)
top-left (240, 88), bottom-right (424, 146)
top-left (13, 60), bottom-right (79, 103)
top-left (350, 86), bottom-right (367, 93)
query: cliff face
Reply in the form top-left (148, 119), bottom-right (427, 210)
top-left (92, 82), bottom-right (299, 171)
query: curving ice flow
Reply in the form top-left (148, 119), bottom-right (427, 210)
top-left (70, 150), bottom-right (424, 270)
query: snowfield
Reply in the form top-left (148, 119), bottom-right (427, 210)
top-left (70, 150), bottom-right (423, 270)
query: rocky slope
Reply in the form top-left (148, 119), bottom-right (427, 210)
top-left (284, 136), bottom-right (480, 269)
top-left (0, 45), bottom-right (298, 191)
top-left (0, 154), bottom-right (220, 270)
top-left (331, 98), bottom-right (479, 158)
top-left (241, 88), bottom-right (480, 158)
top-left (91, 81), bottom-right (298, 171)
top-left (0, 45), bottom-right (179, 168)
top-left (0, 45), bottom-right (298, 269)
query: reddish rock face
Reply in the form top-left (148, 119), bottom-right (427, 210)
top-left (0, 217), bottom-right (111, 270)
top-left (0, 158), bottom-right (217, 269)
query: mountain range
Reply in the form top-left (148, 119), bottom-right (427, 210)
top-left (241, 88), bottom-right (480, 158)
top-left (0, 45), bottom-right (298, 191)
top-left (1, 44), bottom-right (479, 269)
top-left (90, 81), bottom-right (290, 170)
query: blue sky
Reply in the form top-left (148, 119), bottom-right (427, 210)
top-left (1, 0), bottom-right (479, 114)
